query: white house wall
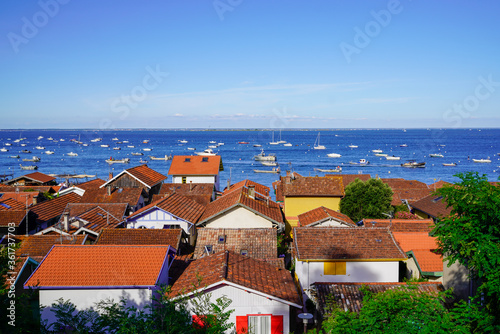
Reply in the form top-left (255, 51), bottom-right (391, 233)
top-left (296, 260), bottom-right (399, 290)
top-left (127, 209), bottom-right (192, 235)
top-left (314, 219), bottom-right (350, 227)
top-left (40, 288), bottom-right (153, 327)
top-left (204, 207), bottom-right (274, 229)
top-left (185, 284), bottom-right (294, 334)
top-left (171, 175), bottom-right (220, 191)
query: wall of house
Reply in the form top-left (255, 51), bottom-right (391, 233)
top-left (404, 258), bottom-right (420, 280)
top-left (284, 197), bottom-right (341, 232)
top-left (39, 288), bottom-right (153, 327)
top-left (127, 209), bottom-right (193, 235)
top-left (296, 260), bottom-right (399, 290)
top-left (314, 218), bottom-right (350, 227)
top-left (185, 284), bottom-right (296, 334)
top-left (110, 174), bottom-right (145, 189)
top-left (443, 259), bottom-right (472, 301)
top-left (171, 175), bottom-right (216, 186)
top-left (204, 207), bottom-right (274, 229)
top-left (413, 209), bottom-right (431, 220)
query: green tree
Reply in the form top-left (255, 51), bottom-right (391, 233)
top-left (432, 172), bottom-right (500, 332)
top-left (320, 284), bottom-right (466, 334)
top-left (339, 178), bottom-right (393, 222)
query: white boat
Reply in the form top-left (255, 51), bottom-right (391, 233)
top-left (401, 161), bottom-right (426, 168)
top-left (195, 148), bottom-right (216, 156)
top-left (400, 144), bottom-right (408, 147)
top-left (253, 167), bottom-right (280, 174)
top-left (60, 139), bottom-right (65, 142)
top-left (253, 144), bottom-right (262, 147)
top-left (276, 130), bottom-right (286, 144)
top-left (429, 153), bottom-right (444, 158)
top-left (127, 145), bottom-right (135, 148)
top-left (348, 144), bottom-right (358, 148)
top-left (149, 155), bottom-right (172, 161)
top-left (254, 149), bottom-right (276, 161)
top-left (123, 141), bottom-right (129, 143)
top-left (261, 161), bottom-right (278, 167)
top-left (22, 156), bottom-right (41, 162)
top-left (20, 143), bottom-right (27, 147)
top-left (20, 164), bottom-right (37, 170)
top-left (0, 148), bottom-right (8, 152)
top-left (375, 153), bottom-right (388, 157)
top-left (131, 152), bottom-right (144, 156)
top-left (100, 144), bottom-right (109, 148)
top-left (442, 163), bottom-right (457, 166)
top-left (45, 150), bottom-right (55, 155)
top-left (113, 147), bottom-right (121, 150)
top-left (37, 136), bottom-right (44, 140)
top-left (21, 150), bottom-right (31, 153)
top-left (9, 155), bottom-right (20, 159)
top-left (472, 159), bottom-right (491, 163)
top-left (5, 143), bottom-right (12, 146)
top-left (187, 147), bottom-right (196, 151)
top-left (209, 141), bottom-right (217, 144)
top-left (143, 140), bottom-right (150, 144)
top-left (143, 148), bottom-right (152, 151)
top-left (372, 149), bottom-right (383, 153)
top-left (91, 138), bottom-right (102, 142)
top-left (47, 137), bottom-right (54, 141)
top-left (112, 137), bottom-right (119, 141)
top-left (283, 143), bottom-right (292, 147)
top-left (314, 167), bottom-right (342, 173)
top-left (105, 158), bottom-right (130, 164)
top-left (327, 153), bottom-right (341, 158)
top-left (139, 159), bottom-right (148, 164)
top-left (67, 152), bottom-right (78, 156)
top-left (386, 156), bottom-right (401, 160)
top-left (208, 145), bottom-right (217, 149)
top-left (313, 132), bottom-right (326, 150)
top-left (179, 140), bottom-right (188, 144)
top-left (35, 146), bottom-right (45, 150)
top-left (218, 143), bottom-right (224, 146)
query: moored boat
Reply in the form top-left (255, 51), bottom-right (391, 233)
top-left (472, 158), bottom-right (491, 163)
top-left (386, 155), bottom-right (401, 160)
top-left (253, 167), bottom-right (280, 174)
top-left (149, 155), bottom-right (172, 161)
top-left (195, 148), bottom-right (216, 156)
top-left (313, 132), bottom-right (326, 150)
top-left (442, 163), bottom-right (457, 166)
top-left (327, 153), bottom-right (342, 158)
top-left (401, 161), bottom-right (426, 168)
top-left (429, 153), bottom-right (444, 158)
top-left (105, 157), bottom-right (130, 164)
top-left (131, 152), bottom-right (144, 156)
top-left (67, 152), bottom-right (78, 156)
top-left (254, 149), bottom-right (276, 161)
top-left (314, 166), bottom-right (342, 173)
top-left (20, 164), bottom-right (38, 170)
top-left (22, 156), bottom-right (41, 162)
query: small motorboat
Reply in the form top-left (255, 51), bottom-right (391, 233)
top-left (149, 155), bottom-right (172, 161)
top-left (314, 166), bottom-right (342, 173)
top-left (113, 147), bottom-right (121, 150)
top-left (179, 140), bottom-right (188, 144)
top-left (187, 147), bottom-right (196, 151)
top-left (253, 167), bottom-right (280, 173)
top-left (472, 159), bottom-right (491, 163)
top-left (348, 144), bottom-right (358, 148)
top-left (105, 157), bottom-right (130, 164)
top-left (9, 155), bottom-right (20, 159)
top-left (21, 149), bottom-right (31, 153)
top-left (372, 149), bottom-right (383, 153)
top-left (253, 144), bottom-right (262, 147)
top-left (350, 159), bottom-right (369, 166)
top-left (196, 149), bottom-right (216, 156)
top-left (91, 138), bottom-right (102, 142)
top-left (142, 148), bottom-right (152, 151)
top-left (127, 145), bottom-right (135, 148)
top-left (20, 164), bottom-right (38, 170)
top-left (400, 144), bottom-right (408, 147)
top-left (67, 152), bottom-right (78, 157)
top-left (131, 152), bottom-right (144, 156)
top-left (0, 148), bottom-right (8, 152)
top-left (238, 141), bottom-right (250, 144)
top-left (100, 144), bottom-right (109, 148)
top-left (35, 146), bottom-right (45, 150)
top-left (442, 163), bottom-right (457, 167)
top-left (401, 161), bottom-right (426, 168)
top-left (429, 153), bottom-right (444, 158)
top-left (386, 155), bottom-right (401, 160)
top-left (45, 150), bottom-right (55, 155)
top-left (283, 143), bottom-right (293, 147)
top-left (261, 161), bottom-right (278, 167)
top-left (22, 156), bottom-right (41, 162)
top-left (254, 149), bottom-right (276, 161)
top-left (327, 153), bottom-right (342, 158)
top-left (375, 153), bottom-right (388, 157)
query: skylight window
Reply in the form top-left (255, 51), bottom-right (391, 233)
top-left (205, 245), bottom-right (213, 255)
top-left (432, 196), bottom-right (443, 203)
top-left (0, 203), bottom-right (10, 209)
top-left (202, 157), bottom-right (209, 162)
top-left (240, 249), bottom-right (248, 256)
top-left (218, 235), bottom-right (226, 244)
top-left (184, 158), bottom-right (191, 162)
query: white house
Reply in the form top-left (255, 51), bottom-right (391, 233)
top-left (168, 155), bottom-right (223, 191)
top-left (297, 206), bottom-right (356, 227)
top-left (170, 250), bottom-right (302, 334)
top-left (293, 227), bottom-right (406, 297)
top-left (24, 245), bottom-right (176, 327)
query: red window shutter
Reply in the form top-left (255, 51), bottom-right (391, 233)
top-left (236, 316), bottom-right (248, 334)
top-left (271, 315), bottom-right (283, 334)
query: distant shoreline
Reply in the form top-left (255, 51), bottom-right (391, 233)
top-left (1, 128), bottom-right (500, 132)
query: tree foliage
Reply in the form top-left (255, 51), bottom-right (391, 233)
top-left (340, 178), bottom-right (393, 222)
top-left (432, 172), bottom-right (500, 331)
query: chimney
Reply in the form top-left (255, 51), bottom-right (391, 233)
top-left (108, 172), bottom-right (113, 180)
top-left (248, 185), bottom-right (255, 199)
top-left (285, 170), bottom-right (291, 184)
top-left (32, 195), bottom-right (38, 206)
top-left (62, 212), bottom-right (69, 232)
top-left (107, 185), bottom-right (111, 196)
top-left (190, 181), bottom-right (193, 192)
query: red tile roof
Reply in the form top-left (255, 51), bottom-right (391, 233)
top-left (125, 165), bottom-right (167, 187)
top-left (18, 172), bottom-right (56, 184)
top-left (128, 193), bottom-right (205, 224)
top-left (392, 232), bottom-right (442, 273)
top-left (361, 219), bottom-right (435, 233)
top-left (95, 228), bottom-right (181, 250)
top-left (76, 178), bottom-right (106, 190)
top-left (168, 156), bottom-right (222, 176)
top-left (297, 206), bottom-right (355, 227)
top-left (156, 183), bottom-right (214, 206)
top-left (410, 193), bottom-right (452, 219)
top-left (193, 228), bottom-right (277, 260)
top-left (81, 187), bottom-right (142, 207)
top-left (170, 250), bottom-right (301, 306)
top-left (314, 282), bottom-right (444, 314)
top-left (24, 245), bottom-right (172, 288)
top-left (283, 176), bottom-right (344, 197)
top-left (333, 174), bottom-right (371, 188)
top-left (0, 210), bottom-right (28, 227)
top-left (293, 227), bottom-right (406, 260)
top-left (15, 234), bottom-right (86, 258)
top-left (30, 193), bottom-right (81, 223)
top-left (0, 198), bottom-right (26, 211)
top-left (198, 187), bottom-right (283, 227)
top-left (224, 179), bottom-right (270, 197)
top-left (0, 185), bottom-right (57, 193)
top-left (381, 178), bottom-right (431, 206)
top-left (0, 192), bottom-right (39, 206)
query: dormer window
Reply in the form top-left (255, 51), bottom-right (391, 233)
top-left (205, 245), bottom-right (213, 255)
top-left (184, 158), bottom-right (191, 162)
top-left (218, 235), bottom-right (226, 244)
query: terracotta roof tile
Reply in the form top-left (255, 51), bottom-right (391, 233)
top-left (30, 193), bottom-right (81, 223)
top-left (15, 172), bottom-right (56, 184)
top-left (293, 227), bottom-right (406, 260)
top-left (158, 183), bottom-right (214, 206)
top-left (128, 193), bottom-right (205, 224)
top-left (198, 187), bottom-right (283, 226)
top-left (298, 206), bottom-right (355, 227)
top-left (0, 185), bottom-right (56, 193)
top-left (193, 228), bottom-right (277, 260)
top-left (392, 232), bottom-right (442, 273)
top-left (361, 219), bottom-right (435, 233)
top-left (125, 165), bottom-right (167, 187)
top-left (168, 156), bottom-right (222, 176)
top-left (332, 174), bottom-right (371, 187)
top-left (24, 245), bottom-right (172, 288)
top-left (0, 210), bottom-right (28, 227)
top-left (0, 198), bottom-right (26, 211)
top-left (76, 178), bottom-right (106, 190)
top-left (223, 179), bottom-right (270, 197)
top-left (0, 192), bottom-right (39, 206)
top-left (81, 187), bottom-right (142, 207)
top-left (96, 228), bottom-right (181, 250)
top-left (314, 282), bottom-right (444, 314)
top-left (410, 193), bottom-right (452, 219)
top-left (170, 250), bottom-right (301, 306)
top-left (283, 176), bottom-right (344, 197)
top-left (381, 178), bottom-right (431, 206)
top-left (15, 234), bottom-right (86, 258)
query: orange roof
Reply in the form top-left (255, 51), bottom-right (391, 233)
top-left (170, 250), bottom-right (301, 306)
top-left (381, 178), bottom-right (431, 206)
top-left (198, 186), bottom-right (283, 227)
top-left (128, 193), bottom-right (205, 224)
top-left (101, 165), bottom-right (167, 189)
top-left (81, 187), bottom-right (142, 207)
top-left (283, 175), bottom-right (344, 197)
top-left (30, 193), bottom-right (81, 223)
top-left (0, 192), bottom-right (39, 206)
top-left (95, 228), bottom-right (181, 250)
top-left (15, 235), bottom-right (86, 258)
top-left (392, 232), bottom-right (442, 273)
top-left (20, 172), bottom-right (56, 184)
top-left (76, 178), bottom-right (106, 190)
top-left (0, 198), bottom-right (26, 211)
top-left (0, 210), bottom-right (28, 227)
top-left (362, 219), bottom-right (435, 233)
top-left (157, 183), bottom-right (214, 206)
top-left (168, 156), bottom-right (222, 176)
top-left (224, 179), bottom-right (270, 197)
top-left (410, 193), bottom-right (452, 219)
top-left (297, 206), bottom-right (355, 227)
top-left (25, 245), bottom-right (172, 288)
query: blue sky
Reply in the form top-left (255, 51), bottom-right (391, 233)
top-left (1, 0), bottom-right (499, 129)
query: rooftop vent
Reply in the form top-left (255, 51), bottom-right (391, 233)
top-left (240, 249), bottom-right (248, 256)
top-left (218, 235), bottom-right (226, 244)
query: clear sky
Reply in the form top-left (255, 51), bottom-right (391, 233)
top-left (1, 0), bottom-right (499, 129)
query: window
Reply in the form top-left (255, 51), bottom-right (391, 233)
top-left (202, 157), bottom-right (209, 162)
top-left (248, 316), bottom-right (271, 334)
top-left (184, 158), bottom-right (191, 162)
top-left (240, 249), bottom-right (248, 256)
top-left (218, 235), bottom-right (226, 244)
top-left (205, 245), bottom-right (213, 255)
top-left (182, 176), bottom-right (187, 184)
top-left (324, 262), bottom-right (346, 275)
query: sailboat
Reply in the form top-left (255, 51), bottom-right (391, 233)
top-left (276, 129), bottom-right (286, 144)
top-left (269, 131), bottom-right (279, 145)
top-left (313, 132), bottom-right (326, 150)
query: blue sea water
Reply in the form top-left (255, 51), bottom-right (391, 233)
top-left (1, 129), bottom-right (499, 195)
